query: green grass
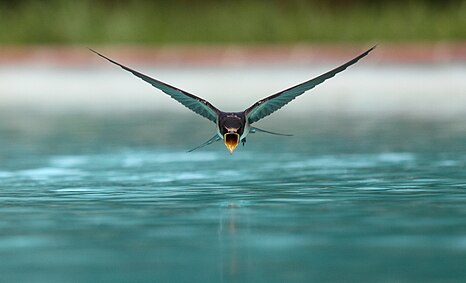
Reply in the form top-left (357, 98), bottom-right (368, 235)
top-left (0, 0), bottom-right (465, 45)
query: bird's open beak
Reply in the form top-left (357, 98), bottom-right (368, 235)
top-left (224, 133), bottom-right (240, 154)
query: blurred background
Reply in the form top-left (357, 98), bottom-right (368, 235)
top-left (0, 0), bottom-right (465, 44)
top-left (0, 0), bottom-right (465, 116)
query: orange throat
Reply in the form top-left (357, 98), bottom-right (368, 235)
top-left (224, 133), bottom-right (240, 154)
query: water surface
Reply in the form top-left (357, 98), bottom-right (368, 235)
top-left (1, 113), bottom-right (465, 282)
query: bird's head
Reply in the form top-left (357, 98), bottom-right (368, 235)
top-left (224, 127), bottom-right (240, 154)
top-left (220, 113), bottom-right (245, 154)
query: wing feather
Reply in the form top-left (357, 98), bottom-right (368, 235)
top-left (90, 49), bottom-right (219, 123)
top-left (245, 46), bottom-right (375, 124)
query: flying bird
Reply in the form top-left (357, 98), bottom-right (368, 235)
top-left (90, 46), bottom-right (375, 154)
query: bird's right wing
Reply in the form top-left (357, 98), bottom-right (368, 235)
top-left (90, 49), bottom-right (220, 123)
top-left (245, 46), bottom-right (375, 124)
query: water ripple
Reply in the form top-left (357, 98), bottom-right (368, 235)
top-left (1, 115), bottom-right (466, 282)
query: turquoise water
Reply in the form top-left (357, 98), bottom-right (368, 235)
top-left (1, 113), bottom-right (465, 282)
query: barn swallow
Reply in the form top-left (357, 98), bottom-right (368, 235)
top-left (90, 46), bottom-right (375, 154)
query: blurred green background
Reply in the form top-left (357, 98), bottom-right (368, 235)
top-left (0, 0), bottom-right (464, 45)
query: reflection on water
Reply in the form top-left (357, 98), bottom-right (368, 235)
top-left (0, 112), bottom-right (465, 282)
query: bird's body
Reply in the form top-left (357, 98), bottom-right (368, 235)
top-left (91, 46), bottom-right (375, 153)
top-left (217, 112), bottom-right (249, 152)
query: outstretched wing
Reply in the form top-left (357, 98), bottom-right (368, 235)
top-left (90, 49), bottom-right (220, 123)
top-left (245, 46), bottom-right (375, 124)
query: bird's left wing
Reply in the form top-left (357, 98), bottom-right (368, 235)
top-left (90, 49), bottom-right (219, 123)
top-left (245, 46), bottom-right (375, 124)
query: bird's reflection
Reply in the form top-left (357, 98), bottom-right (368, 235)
top-left (217, 201), bottom-right (248, 282)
